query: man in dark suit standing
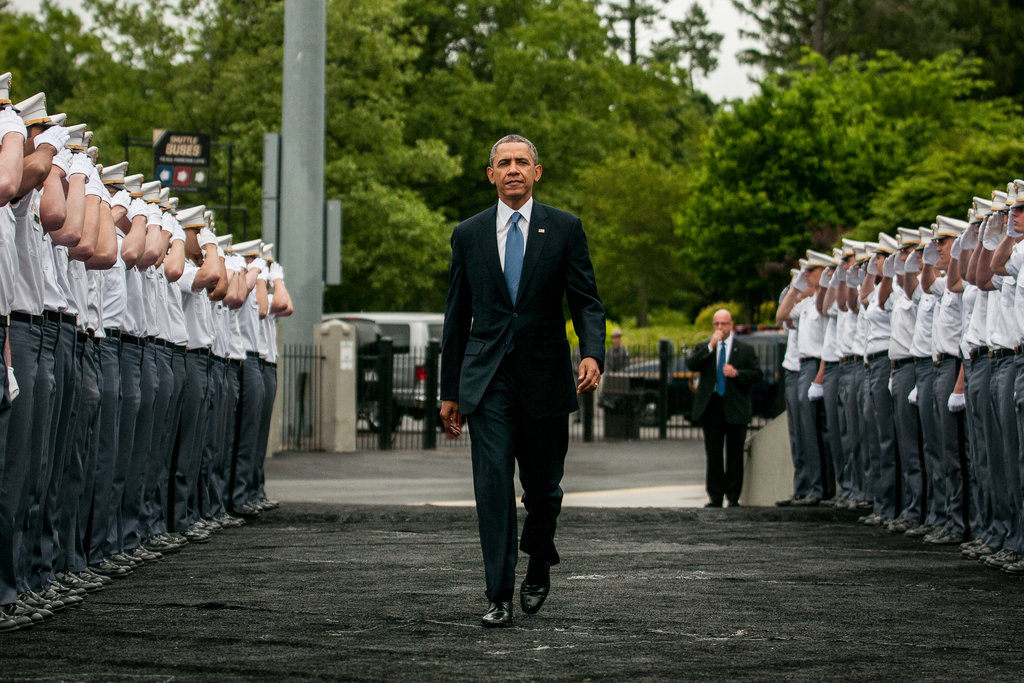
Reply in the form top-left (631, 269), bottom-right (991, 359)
top-left (687, 310), bottom-right (761, 508)
top-left (440, 134), bottom-right (605, 628)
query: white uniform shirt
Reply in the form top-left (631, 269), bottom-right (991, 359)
top-left (864, 288), bottom-right (893, 355)
top-left (237, 283), bottom-right (261, 353)
top-left (123, 267), bottom-right (147, 336)
top-left (835, 308), bottom-right (857, 359)
top-left (853, 303), bottom-right (869, 357)
top-left (909, 289), bottom-right (937, 359)
top-left (888, 284), bottom-right (917, 360)
top-left (52, 244), bottom-right (76, 317)
top-left (987, 274), bottom-right (1018, 349)
top-left (100, 236), bottom-right (127, 331)
top-left (782, 324), bottom-right (800, 372)
top-left (177, 262), bottom-right (214, 349)
top-left (820, 301), bottom-right (840, 362)
top-left (85, 270), bottom-right (104, 335)
top-left (9, 189), bottom-right (46, 315)
top-left (40, 234), bottom-right (66, 312)
top-left (964, 285), bottom-right (989, 352)
top-left (212, 300), bottom-right (231, 358)
top-left (929, 276), bottom-right (962, 357)
top-left (164, 273), bottom-right (188, 346)
top-left (0, 205), bottom-right (17, 315)
top-left (794, 296), bottom-right (826, 360)
top-left (228, 309), bottom-right (246, 360)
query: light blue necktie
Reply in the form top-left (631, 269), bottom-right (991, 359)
top-left (716, 342), bottom-right (727, 396)
top-left (504, 211), bottom-right (524, 304)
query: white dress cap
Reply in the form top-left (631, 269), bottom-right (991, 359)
top-left (0, 72), bottom-right (11, 105)
top-left (935, 215), bottom-right (968, 238)
top-left (124, 173), bottom-right (144, 197)
top-left (917, 227), bottom-right (933, 247)
top-left (65, 123), bottom-right (88, 151)
top-left (49, 112), bottom-right (66, 127)
top-left (176, 205), bottom-right (206, 229)
top-left (231, 238), bottom-right (261, 256)
top-left (897, 227), bottom-right (920, 249)
top-left (991, 190), bottom-right (1008, 211)
top-left (804, 249), bottom-right (833, 268)
top-left (14, 92), bottom-right (49, 125)
top-left (875, 233), bottom-right (899, 254)
top-left (973, 196), bottom-right (991, 219)
top-left (216, 234), bottom-right (233, 249)
top-left (100, 161), bottom-right (128, 186)
top-left (141, 180), bottom-right (162, 203)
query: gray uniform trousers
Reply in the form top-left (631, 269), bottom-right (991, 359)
top-left (199, 356), bottom-right (227, 520)
top-left (1008, 353), bottom-right (1024, 552)
top-left (121, 340), bottom-right (157, 551)
top-left (915, 357), bottom-right (943, 528)
top-left (991, 353), bottom-right (1020, 552)
top-left (139, 344), bottom-right (174, 540)
top-left (964, 355), bottom-right (995, 545)
top-left (837, 359), bottom-right (865, 502)
top-left (891, 360), bottom-right (923, 523)
top-left (255, 361), bottom-right (277, 501)
top-left (796, 358), bottom-right (824, 499)
top-left (210, 360), bottom-right (241, 517)
top-left (867, 353), bottom-right (898, 519)
top-left (39, 320), bottom-right (78, 584)
top-left (110, 339), bottom-right (143, 555)
top-left (0, 320), bottom-right (19, 605)
top-left (171, 351), bottom-right (211, 531)
top-left (933, 356), bottom-right (965, 538)
top-left (87, 336), bottom-right (121, 564)
top-left (821, 361), bottom-right (842, 500)
top-left (71, 337), bottom-right (101, 573)
top-left (784, 369), bottom-right (809, 498)
top-left (155, 347), bottom-right (187, 535)
top-left (230, 353), bottom-right (265, 508)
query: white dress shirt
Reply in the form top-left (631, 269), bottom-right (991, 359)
top-left (496, 197), bottom-right (532, 272)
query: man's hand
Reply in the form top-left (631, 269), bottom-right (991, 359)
top-left (440, 400), bottom-right (462, 439)
top-left (709, 328), bottom-right (724, 348)
top-left (722, 363), bottom-right (738, 379)
top-left (577, 357), bottom-right (600, 394)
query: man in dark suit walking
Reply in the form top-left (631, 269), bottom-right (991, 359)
top-left (440, 134), bottom-right (605, 628)
top-left (687, 310), bottom-right (761, 508)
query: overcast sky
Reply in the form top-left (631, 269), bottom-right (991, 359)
top-left (9, 0), bottom-right (762, 101)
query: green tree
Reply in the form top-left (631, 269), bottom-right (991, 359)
top-left (681, 50), bottom-right (1018, 315)
top-left (603, 0), bottom-right (669, 65)
top-left (648, 2), bottom-right (723, 90)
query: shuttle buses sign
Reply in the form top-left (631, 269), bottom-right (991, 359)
top-left (153, 130), bottom-right (211, 192)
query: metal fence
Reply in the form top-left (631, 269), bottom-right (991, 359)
top-left (354, 335), bottom-right (786, 451)
top-left (278, 344), bottom-right (325, 451)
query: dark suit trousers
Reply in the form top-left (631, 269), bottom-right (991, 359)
top-left (466, 355), bottom-right (568, 602)
top-left (701, 394), bottom-right (746, 504)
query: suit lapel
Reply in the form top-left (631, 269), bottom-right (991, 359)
top-left (517, 202), bottom-right (548, 302)
top-left (473, 206), bottom-right (511, 306)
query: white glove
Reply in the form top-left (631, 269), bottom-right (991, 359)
top-left (828, 268), bottom-right (840, 289)
top-left (259, 266), bottom-right (272, 282)
top-left (68, 152), bottom-right (92, 178)
top-left (819, 268), bottom-right (832, 289)
top-left (110, 189), bottom-right (131, 211)
top-left (7, 365), bottom-right (19, 402)
top-left (948, 391), bottom-right (966, 413)
top-left (888, 376), bottom-right (894, 396)
top-left (33, 124), bottom-right (69, 152)
top-left (270, 262), bottom-right (284, 281)
top-left (0, 108), bottom-right (27, 143)
top-left (904, 250), bottom-right (921, 273)
top-left (51, 148), bottom-right (74, 176)
top-left (908, 385), bottom-right (918, 405)
top-left (961, 223), bottom-right (980, 251)
top-left (836, 266), bottom-right (847, 283)
top-left (882, 254), bottom-right (896, 278)
top-left (84, 166), bottom-right (106, 199)
top-left (127, 198), bottom-right (148, 221)
top-left (923, 242), bottom-right (940, 265)
top-left (228, 254), bottom-right (246, 271)
top-left (867, 259), bottom-right (878, 276)
top-left (197, 227), bottom-right (217, 248)
top-left (894, 255), bottom-right (906, 275)
top-left (982, 212), bottom-right (1006, 251)
top-left (951, 235), bottom-right (962, 260)
top-left (149, 205), bottom-right (165, 228)
top-left (169, 221), bottom-right (185, 245)
top-left (851, 265), bottom-right (864, 287)
top-left (248, 257), bottom-right (267, 273)
top-left (808, 382), bottom-right (824, 401)
top-left (1009, 209), bottom-right (1024, 239)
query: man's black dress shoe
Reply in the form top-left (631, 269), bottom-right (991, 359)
top-left (481, 600), bottom-right (513, 627)
top-left (520, 582), bottom-right (550, 615)
top-left (726, 500), bottom-right (741, 507)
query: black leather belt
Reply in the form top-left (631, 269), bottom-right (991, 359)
top-left (121, 333), bottom-right (146, 346)
top-left (228, 358), bottom-right (244, 367)
top-left (10, 311), bottom-right (44, 326)
top-left (43, 310), bottom-right (62, 324)
top-left (103, 328), bottom-right (122, 339)
top-left (186, 347), bottom-right (211, 357)
top-left (865, 350), bottom-right (888, 363)
top-left (151, 338), bottom-right (171, 348)
top-left (970, 346), bottom-right (990, 360)
top-left (824, 360), bottom-right (840, 367)
top-left (841, 355), bottom-right (864, 363)
top-left (891, 357), bottom-right (914, 369)
top-left (934, 352), bottom-right (957, 366)
top-left (264, 361), bottom-right (276, 368)
top-left (246, 350), bottom-right (261, 359)
top-left (990, 347), bottom-right (1014, 359)
top-left (0, 315), bottom-right (6, 328)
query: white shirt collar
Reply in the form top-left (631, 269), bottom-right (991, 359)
top-left (496, 197), bottom-right (534, 231)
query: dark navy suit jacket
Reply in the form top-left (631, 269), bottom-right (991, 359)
top-left (441, 201), bottom-right (605, 417)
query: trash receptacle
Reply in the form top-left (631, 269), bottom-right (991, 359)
top-left (599, 374), bottom-right (645, 439)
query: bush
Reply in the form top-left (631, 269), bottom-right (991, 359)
top-left (693, 302), bottom-right (742, 330)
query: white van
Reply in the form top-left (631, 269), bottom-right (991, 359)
top-left (323, 312), bottom-right (444, 430)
